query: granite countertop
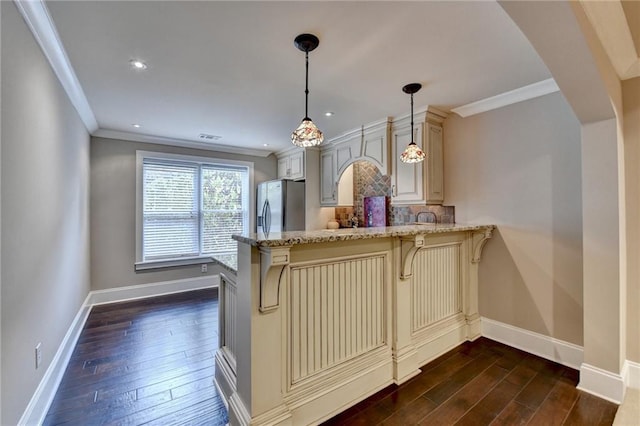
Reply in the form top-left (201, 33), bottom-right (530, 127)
top-left (232, 223), bottom-right (495, 248)
top-left (211, 253), bottom-right (237, 274)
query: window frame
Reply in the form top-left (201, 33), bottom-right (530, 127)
top-left (135, 150), bottom-right (254, 270)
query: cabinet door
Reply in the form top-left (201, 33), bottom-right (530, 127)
top-left (288, 151), bottom-right (305, 180)
top-left (425, 123), bottom-right (444, 204)
top-left (320, 150), bottom-right (337, 205)
top-left (277, 157), bottom-right (290, 179)
top-left (391, 122), bottom-right (425, 204)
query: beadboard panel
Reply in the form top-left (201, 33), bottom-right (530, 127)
top-left (288, 255), bottom-right (387, 385)
top-left (411, 243), bottom-right (462, 333)
top-left (220, 273), bottom-right (238, 373)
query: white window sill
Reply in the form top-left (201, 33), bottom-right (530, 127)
top-left (135, 256), bottom-right (214, 271)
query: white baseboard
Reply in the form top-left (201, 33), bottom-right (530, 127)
top-left (19, 275), bottom-right (219, 425)
top-left (481, 317), bottom-right (584, 370)
top-left (624, 360), bottom-right (640, 390)
top-left (480, 317), bottom-right (634, 403)
top-left (88, 275), bottom-right (219, 306)
top-left (18, 293), bottom-right (93, 426)
top-left (578, 363), bottom-right (625, 404)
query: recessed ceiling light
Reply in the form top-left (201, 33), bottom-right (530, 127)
top-left (325, 111), bottom-right (334, 117)
top-left (129, 59), bottom-right (147, 70)
top-left (263, 143), bottom-right (269, 147)
top-left (132, 124), bottom-right (141, 128)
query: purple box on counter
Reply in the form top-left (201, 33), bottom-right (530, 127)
top-left (364, 196), bottom-right (387, 227)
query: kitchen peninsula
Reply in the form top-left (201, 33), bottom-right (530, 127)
top-left (215, 223), bottom-right (495, 425)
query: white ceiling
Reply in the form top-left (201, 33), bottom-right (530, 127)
top-left (43, 1), bottom-right (552, 155)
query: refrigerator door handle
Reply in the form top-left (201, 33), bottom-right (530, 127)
top-left (259, 200), bottom-right (268, 231)
top-left (264, 199), bottom-right (272, 234)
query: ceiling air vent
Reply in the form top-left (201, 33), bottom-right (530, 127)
top-left (198, 133), bottom-right (222, 141)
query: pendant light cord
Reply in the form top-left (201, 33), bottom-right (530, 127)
top-left (305, 50), bottom-right (310, 120)
top-left (410, 92), bottom-right (414, 143)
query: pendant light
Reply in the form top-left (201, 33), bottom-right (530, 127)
top-left (291, 33), bottom-right (324, 147)
top-left (400, 83), bottom-right (426, 163)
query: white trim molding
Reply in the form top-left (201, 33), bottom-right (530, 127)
top-left (578, 363), bottom-right (626, 404)
top-left (94, 129), bottom-right (274, 158)
top-left (624, 360), bottom-right (640, 390)
top-left (18, 294), bottom-right (92, 426)
top-left (18, 276), bottom-right (219, 424)
top-left (481, 317), bottom-right (583, 370)
top-left (451, 78), bottom-right (560, 118)
top-left (13, 0), bottom-right (98, 133)
top-left (88, 275), bottom-right (219, 306)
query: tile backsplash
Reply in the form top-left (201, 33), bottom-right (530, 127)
top-left (334, 161), bottom-right (455, 227)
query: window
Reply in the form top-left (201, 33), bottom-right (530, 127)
top-left (136, 151), bottom-right (253, 270)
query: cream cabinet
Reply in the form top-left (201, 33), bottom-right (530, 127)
top-left (391, 121), bottom-right (425, 204)
top-left (391, 108), bottom-right (446, 205)
top-left (320, 119), bottom-right (391, 206)
top-left (320, 149), bottom-right (337, 205)
top-left (424, 122), bottom-right (444, 203)
top-left (277, 149), bottom-right (305, 180)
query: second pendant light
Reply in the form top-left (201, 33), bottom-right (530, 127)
top-left (400, 83), bottom-right (426, 164)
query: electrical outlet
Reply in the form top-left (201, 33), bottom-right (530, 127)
top-left (201, 264), bottom-right (207, 273)
top-left (35, 343), bottom-right (42, 369)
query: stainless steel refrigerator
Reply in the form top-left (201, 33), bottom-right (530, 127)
top-left (256, 179), bottom-right (305, 233)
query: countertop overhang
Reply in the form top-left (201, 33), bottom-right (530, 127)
top-left (232, 223), bottom-right (496, 248)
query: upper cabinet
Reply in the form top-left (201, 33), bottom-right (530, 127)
top-left (390, 107), bottom-right (447, 205)
top-left (391, 121), bottom-right (425, 204)
top-left (318, 108), bottom-right (446, 207)
top-left (277, 149), bottom-right (305, 180)
top-left (320, 149), bottom-right (337, 205)
top-left (424, 121), bottom-right (444, 203)
top-left (320, 119), bottom-right (391, 206)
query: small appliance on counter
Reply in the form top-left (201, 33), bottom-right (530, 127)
top-left (257, 179), bottom-right (305, 234)
top-left (363, 196), bottom-right (387, 227)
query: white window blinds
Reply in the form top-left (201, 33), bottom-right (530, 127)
top-left (201, 166), bottom-right (244, 254)
top-left (141, 157), bottom-right (248, 262)
top-left (143, 161), bottom-right (199, 260)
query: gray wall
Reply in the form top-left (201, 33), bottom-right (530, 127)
top-left (444, 92), bottom-right (584, 346)
top-left (1, 2), bottom-right (91, 424)
top-left (90, 137), bottom-right (276, 291)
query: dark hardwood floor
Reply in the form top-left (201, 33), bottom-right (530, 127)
top-left (45, 289), bottom-right (618, 425)
top-left (44, 288), bottom-right (227, 426)
top-left (322, 337), bottom-right (619, 426)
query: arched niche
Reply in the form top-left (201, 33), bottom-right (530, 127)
top-left (335, 159), bottom-right (387, 207)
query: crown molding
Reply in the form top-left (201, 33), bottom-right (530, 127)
top-left (451, 78), bottom-right (560, 118)
top-left (274, 145), bottom-right (306, 157)
top-left (93, 129), bottom-right (274, 158)
top-left (14, 0), bottom-right (99, 133)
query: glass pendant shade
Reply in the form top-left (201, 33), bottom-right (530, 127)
top-left (291, 118), bottom-right (323, 147)
top-left (400, 141), bottom-right (426, 163)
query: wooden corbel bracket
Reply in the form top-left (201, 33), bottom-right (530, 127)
top-left (471, 228), bottom-right (493, 263)
top-left (400, 234), bottom-right (426, 279)
top-left (259, 246), bottom-right (291, 313)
